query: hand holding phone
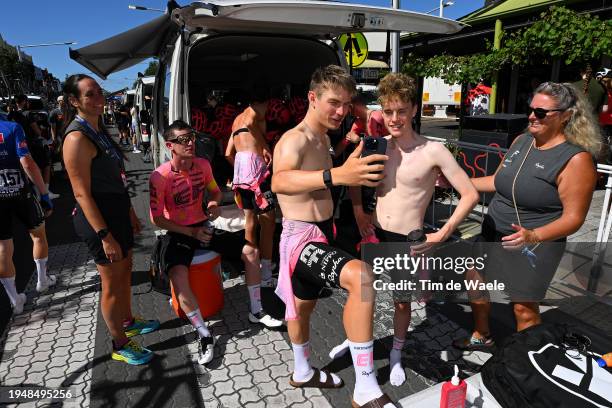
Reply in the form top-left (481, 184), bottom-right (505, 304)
top-left (360, 137), bottom-right (387, 213)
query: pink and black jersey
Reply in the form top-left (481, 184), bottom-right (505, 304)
top-left (149, 157), bottom-right (220, 226)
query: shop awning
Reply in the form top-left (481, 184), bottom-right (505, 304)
top-left (358, 59), bottom-right (390, 69)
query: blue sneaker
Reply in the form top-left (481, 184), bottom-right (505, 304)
top-left (111, 339), bottom-right (153, 365)
top-left (124, 317), bottom-right (160, 337)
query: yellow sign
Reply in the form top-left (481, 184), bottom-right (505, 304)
top-left (338, 33), bottom-right (368, 68)
top-left (423, 92), bottom-right (430, 102)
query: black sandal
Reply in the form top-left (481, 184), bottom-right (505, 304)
top-left (289, 367), bottom-right (344, 389)
top-left (351, 393), bottom-right (397, 408)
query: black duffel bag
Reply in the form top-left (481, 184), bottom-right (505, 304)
top-left (481, 322), bottom-right (612, 408)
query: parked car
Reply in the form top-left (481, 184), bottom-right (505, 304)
top-left (70, 0), bottom-right (462, 167)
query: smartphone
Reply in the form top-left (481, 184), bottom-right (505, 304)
top-left (360, 137), bottom-right (387, 214)
top-left (361, 137), bottom-right (387, 171)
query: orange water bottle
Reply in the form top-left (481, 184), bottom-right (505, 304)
top-left (440, 365), bottom-right (467, 408)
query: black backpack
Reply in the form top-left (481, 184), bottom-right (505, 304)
top-left (481, 322), bottom-right (612, 408)
top-left (149, 234), bottom-right (171, 296)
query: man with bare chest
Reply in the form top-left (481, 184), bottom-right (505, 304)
top-left (272, 65), bottom-right (398, 408)
top-left (225, 86), bottom-right (281, 328)
top-left (332, 73), bottom-right (479, 386)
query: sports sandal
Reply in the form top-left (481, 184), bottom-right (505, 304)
top-left (351, 393), bottom-right (397, 408)
top-left (289, 367), bottom-right (344, 389)
top-left (452, 334), bottom-right (495, 351)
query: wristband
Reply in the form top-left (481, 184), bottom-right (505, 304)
top-left (323, 169), bottom-right (333, 189)
top-left (40, 193), bottom-right (53, 210)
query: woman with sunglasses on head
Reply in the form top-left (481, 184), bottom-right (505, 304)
top-left (455, 82), bottom-right (600, 350)
top-left (62, 74), bottom-right (159, 365)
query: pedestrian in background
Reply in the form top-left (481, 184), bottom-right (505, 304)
top-left (0, 119), bottom-right (55, 315)
top-left (62, 74), bottom-right (160, 365)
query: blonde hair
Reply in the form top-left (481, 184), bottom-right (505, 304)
top-left (377, 73), bottom-right (418, 106)
top-left (309, 65), bottom-right (356, 97)
top-left (535, 82), bottom-right (601, 155)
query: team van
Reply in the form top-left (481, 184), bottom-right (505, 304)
top-left (70, 0), bottom-right (462, 167)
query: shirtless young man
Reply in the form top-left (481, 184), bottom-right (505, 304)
top-left (225, 86), bottom-right (282, 328)
top-left (273, 65), bottom-right (398, 408)
top-left (330, 73), bottom-right (479, 386)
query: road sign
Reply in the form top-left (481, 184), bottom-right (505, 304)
top-left (338, 33), bottom-right (368, 68)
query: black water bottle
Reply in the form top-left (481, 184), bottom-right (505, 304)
top-left (406, 229), bottom-right (426, 244)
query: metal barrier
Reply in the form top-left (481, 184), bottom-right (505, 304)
top-left (424, 136), bottom-right (612, 294)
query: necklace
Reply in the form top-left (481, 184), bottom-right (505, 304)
top-left (511, 138), bottom-right (540, 252)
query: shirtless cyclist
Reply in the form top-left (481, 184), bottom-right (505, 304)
top-left (225, 86), bottom-right (282, 328)
top-left (272, 65), bottom-right (398, 408)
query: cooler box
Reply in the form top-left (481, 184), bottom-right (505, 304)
top-left (171, 250), bottom-right (223, 319)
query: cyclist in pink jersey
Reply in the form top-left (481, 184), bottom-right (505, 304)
top-left (149, 120), bottom-right (224, 365)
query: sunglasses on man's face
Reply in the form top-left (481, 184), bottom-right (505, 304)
top-left (168, 132), bottom-right (196, 145)
top-left (527, 106), bottom-right (565, 119)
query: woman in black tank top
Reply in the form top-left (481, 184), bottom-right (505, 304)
top-left (455, 82), bottom-right (599, 350)
top-left (62, 75), bottom-right (159, 364)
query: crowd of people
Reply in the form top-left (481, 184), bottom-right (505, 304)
top-left (0, 64), bottom-right (605, 407)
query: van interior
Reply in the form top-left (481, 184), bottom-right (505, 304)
top-left (187, 34), bottom-right (347, 185)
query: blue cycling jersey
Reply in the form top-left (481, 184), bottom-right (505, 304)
top-left (0, 120), bottom-right (30, 199)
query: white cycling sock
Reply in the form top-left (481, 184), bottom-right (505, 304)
top-left (389, 336), bottom-right (406, 386)
top-left (186, 309), bottom-right (211, 338)
top-left (35, 257), bottom-right (48, 284)
top-left (349, 340), bottom-right (385, 406)
top-left (247, 284), bottom-right (262, 315)
top-left (0, 276), bottom-right (19, 305)
top-left (291, 341), bottom-right (313, 381)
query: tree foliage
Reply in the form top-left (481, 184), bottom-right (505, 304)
top-left (402, 6), bottom-right (612, 84)
top-left (144, 60), bottom-right (159, 76)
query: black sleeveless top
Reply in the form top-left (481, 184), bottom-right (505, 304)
top-left (487, 133), bottom-right (589, 235)
top-left (64, 119), bottom-right (127, 196)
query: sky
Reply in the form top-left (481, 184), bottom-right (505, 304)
top-left (1, 0), bottom-right (484, 91)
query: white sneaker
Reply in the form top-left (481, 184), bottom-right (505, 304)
top-left (197, 336), bottom-right (215, 365)
top-left (133, 148), bottom-right (142, 153)
top-left (36, 275), bottom-right (57, 293)
top-left (48, 191), bottom-right (60, 199)
top-left (248, 311), bottom-right (284, 328)
top-left (260, 277), bottom-right (278, 288)
top-left (12, 293), bottom-right (27, 314)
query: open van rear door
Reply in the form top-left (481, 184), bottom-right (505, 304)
top-left (173, 0), bottom-right (463, 36)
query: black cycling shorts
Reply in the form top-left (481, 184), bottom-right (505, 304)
top-left (158, 222), bottom-right (244, 275)
top-left (73, 193), bottom-right (134, 265)
top-left (374, 227), bottom-right (417, 303)
top-left (290, 219), bottom-right (355, 300)
top-left (0, 192), bottom-right (45, 240)
top-left (236, 175), bottom-right (275, 213)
